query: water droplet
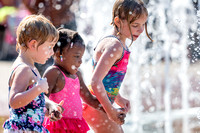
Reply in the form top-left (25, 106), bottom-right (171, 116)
top-left (38, 2), bottom-right (44, 8)
top-left (57, 41), bottom-right (61, 47)
top-left (38, 88), bottom-right (41, 91)
top-left (55, 4), bottom-right (61, 10)
top-left (78, 125), bottom-right (81, 128)
top-left (74, 111), bottom-right (77, 116)
top-left (71, 65), bottom-right (76, 70)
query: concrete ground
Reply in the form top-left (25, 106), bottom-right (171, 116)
top-left (0, 61), bottom-right (12, 132)
top-left (0, 61), bottom-right (12, 117)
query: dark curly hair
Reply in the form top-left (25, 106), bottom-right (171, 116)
top-left (54, 28), bottom-right (85, 55)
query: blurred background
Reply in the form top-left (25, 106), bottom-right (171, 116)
top-left (0, 0), bottom-right (200, 133)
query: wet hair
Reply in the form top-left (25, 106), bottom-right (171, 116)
top-left (54, 28), bottom-right (85, 55)
top-left (111, 0), bottom-right (153, 46)
top-left (16, 14), bottom-right (59, 51)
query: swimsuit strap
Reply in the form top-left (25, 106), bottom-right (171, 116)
top-left (93, 35), bottom-right (129, 66)
top-left (53, 65), bottom-right (77, 79)
top-left (94, 35), bottom-right (129, 51)
top-left (53, 66), bottom-right (66, 78)
top-left (31, 69), bottom-right (37, 77)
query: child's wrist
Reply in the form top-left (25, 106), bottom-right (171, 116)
top-left (105, 106), bottom-right (116, 115)
top-left (33, 84), bottom-right (44, 94)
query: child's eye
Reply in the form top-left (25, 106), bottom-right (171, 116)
top-left (132, 25), bottom-right (138, 27)
top-left (75, 56), bottom-right (80, 58)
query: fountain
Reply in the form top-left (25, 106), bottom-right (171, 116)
top-left (77, 0), bottom-right (200, 133)
top-left (0, 0), bottom-right (199, 132)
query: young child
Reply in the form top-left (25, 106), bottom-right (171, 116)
top-left (3, 14), bottom-right (61, 133)
top-left (42, 28), bottom-right (107, 133)
top-left (82, 0), bottom-right (153, 133)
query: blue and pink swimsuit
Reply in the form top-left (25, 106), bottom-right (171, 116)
top-left (90, 35), bottom-right (131, 104)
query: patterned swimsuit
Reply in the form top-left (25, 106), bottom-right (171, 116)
top-left (91, 35), bottom-right (131, 103)
top-left (3, 65), bottom-right (49, 133)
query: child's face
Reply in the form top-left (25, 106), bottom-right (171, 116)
top-left (36, 38), bottom-right (57, 64)
top-left (61, 44), bottom-right (85, 75)
top-left (120, 14), bottom-right (148, 41)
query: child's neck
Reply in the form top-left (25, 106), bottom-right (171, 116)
top-left (112, 28), bottom-right (126, 44)
top-left (54, 64), bottom-right (76, 78)
top-left (18, 52), bottom-right (35, 68)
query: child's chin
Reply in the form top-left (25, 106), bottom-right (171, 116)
top-left (71, 70), bottom-right (78, 74)
top-left (39, 60), bottom-right (46, 64)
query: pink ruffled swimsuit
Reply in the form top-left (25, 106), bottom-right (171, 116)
top-left (43, 66), bottom-right (89, 133)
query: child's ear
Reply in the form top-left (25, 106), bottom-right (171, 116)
top-left (114, 16), bottom-right (121, 29)
top-left (27, 40), bottom-right (38, 50)
top-left (54, 50), bottom-right (60, 57)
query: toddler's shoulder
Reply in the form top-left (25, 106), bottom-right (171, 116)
top-left (12, 64), bottom-right (33, 76)
top-left (43, 66), bottom-right (61, 77)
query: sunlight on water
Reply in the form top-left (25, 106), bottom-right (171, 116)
top-left (0, 0), bottom-right (200, 132)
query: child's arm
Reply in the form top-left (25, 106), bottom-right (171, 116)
top-left (90, 40), bottom-right (125, 125)
top-left (43, 67), bottom-right (59, 97)
top-left (9, 65), bottom-right (48, 109)
top-left (43, 67), bottom-right (64, 121)
top-left (77, 71), bottom-right (105, 113)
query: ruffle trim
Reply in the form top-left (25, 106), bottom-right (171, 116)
top-left (43, 117), bottom-right (90, 133)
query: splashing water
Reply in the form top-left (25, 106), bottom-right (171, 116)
top-left (77, 0), bottom-right (200, 133)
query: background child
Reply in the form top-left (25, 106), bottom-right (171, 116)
top-left (42, 28), bottom-right (106, 133)
top-left (82, 0), bottom-right (153, 132)
top-left (3, 14), bottom-right (61, 133)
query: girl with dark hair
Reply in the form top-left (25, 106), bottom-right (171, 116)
top-left (83, 0), bottom-right (153, 132)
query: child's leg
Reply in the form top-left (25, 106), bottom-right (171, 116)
top-left (83, 105), bottom-right (123, 133)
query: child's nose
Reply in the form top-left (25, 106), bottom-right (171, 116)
top-left (138, 26), bottom-right (144, 33)
top-left (79, 59), bottom-right (82, 64)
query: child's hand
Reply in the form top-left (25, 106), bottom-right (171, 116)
top-left (107, 107), bottom-right (126, 125)
top-left (120, 98), bottom-right (131, 113)
top-left (115, 95), bottom-right (131, 113)
top-left (36, 78), bottom-right (49, 94)
top-left (118, 108), bottom-right (126, 123)
top-left (46, 100), bottom-right (65, 121)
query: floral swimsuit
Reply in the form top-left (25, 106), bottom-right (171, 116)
top-left (3, 65), bottom-right (49, 133)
